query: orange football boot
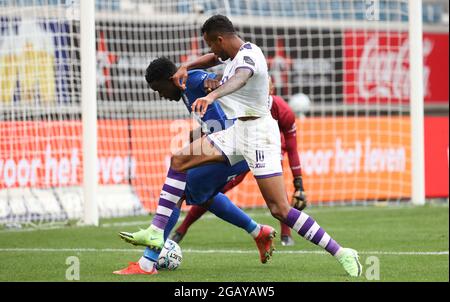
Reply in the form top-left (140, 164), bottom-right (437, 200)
top-left (113, 262), bottom-right (158, 275)
top-left (254, 225), bottom-right (277, 264)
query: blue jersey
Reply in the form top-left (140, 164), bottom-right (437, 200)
top-left (181, 70), bottom-right (249, 205)
top-left (182, 70), bottom-right (232, 134)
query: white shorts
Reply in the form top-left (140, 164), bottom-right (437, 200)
top-left (207, 114), bottom-right (283, 178)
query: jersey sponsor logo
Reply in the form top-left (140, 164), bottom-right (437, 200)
top-left (243, 56), bottom-right (255, 67)
top-left (254, 163), bottom-right (266, 169)
top-left (249, 162), bottom-right (266, 169)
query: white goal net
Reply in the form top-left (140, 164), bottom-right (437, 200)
top-left (0, 0), bottom-right (447, 226)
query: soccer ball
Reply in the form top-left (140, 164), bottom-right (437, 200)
top-left (157, 239), bottom-right (183, 270)
top-left (289, 93), bottom-right (311, 117)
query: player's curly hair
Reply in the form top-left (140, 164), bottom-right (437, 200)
top-left (201, 14), bottom-right (236, 37)
top-left (145, 57), bottom-right (177, 84)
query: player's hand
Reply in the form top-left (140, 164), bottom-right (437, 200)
top-left (204, 78), bottom-right (220, 93)
top-left (192, 95), bottom-right (214, 117)
top-left (171, 65), bottom-right (188, 90)
top-left (292, 176), bottom-right (307, 211)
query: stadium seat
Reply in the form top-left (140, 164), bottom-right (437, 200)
top-left (279, 0), bottom-right (295, 17)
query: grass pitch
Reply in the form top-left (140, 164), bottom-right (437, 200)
top-left (0, 204), bottom-right (448, 282)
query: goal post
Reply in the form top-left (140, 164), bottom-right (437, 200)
top-left (80, 0), bottom-right (99, 225)
top-left (408, 0), bottom-right (426, 206)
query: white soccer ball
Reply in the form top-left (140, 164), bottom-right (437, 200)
top-left (157, 239), bottom-right (183, 270)
top-left (289, 93), bottom-right (311, 117)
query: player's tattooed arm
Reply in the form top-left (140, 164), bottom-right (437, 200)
top-left (192, 68), bottom-right (253, 117)
top-left (209, 68), bottom-right (252, 99)
top-left (172, 54), bottom-right (221, 90)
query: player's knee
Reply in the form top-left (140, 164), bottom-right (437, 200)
top-left (269, 208), bottom-right (284, 221)
top-left (269, 203), bottom-right (283, 220)
top-left (267, 202), bottom-right (290, 221)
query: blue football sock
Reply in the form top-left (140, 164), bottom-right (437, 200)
top-left (164, 206), bottom-right (180, 241)
top-left (207, 193), bottom-right (258, 234)
top-left (143, 247), bottom-right (159, 262)
top-left (144, 207), bottom-right (181, 262)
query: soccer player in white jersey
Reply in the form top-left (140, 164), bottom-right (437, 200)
top-left (122, 15), bottom-right (362, 277)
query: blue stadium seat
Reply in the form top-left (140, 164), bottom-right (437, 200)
top-left (353, 0), bottom-right (366, 20)
top-left (201, 0), bottom-right (219, 14)
top-left (279, 0), bottom-right (295, 17)
top-left (318, 0), bottom-right (331, 19)
top-left (330, 0), bottom-right (343, 20)
top-left (176, 0), bottom-right (191, 13)
top-left (249, 0), bottom-right (271, 16)
top-left (387, 1), bottom-right (401, 22)
top-left (306, 1), bottom-right (318, 19)
top-left (378, 0), bottom-right (388, 21)
top-left (423, 3), bottom-right (443, 24)
top-left (292, 1), bottom-right (308, 18)
top-left (96, 0), bottom-right (120, 11)
top-left (401, 1), bottom-right (409, 21)
top-left (341, 0), bottom-right (352, 20)
top-left (228, 0), bottom-right (239, 15)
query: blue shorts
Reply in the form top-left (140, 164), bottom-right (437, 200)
top-left (184, 160), bottom-right (249, 205)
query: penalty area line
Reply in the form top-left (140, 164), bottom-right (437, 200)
top-left (0, 248), bottom-right (447, 256)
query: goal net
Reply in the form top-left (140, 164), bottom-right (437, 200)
top-left (0, 0), bottom-right (445, 226)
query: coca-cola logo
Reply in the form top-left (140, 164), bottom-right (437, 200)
top-left (357, 35), bottom-right (432, 101)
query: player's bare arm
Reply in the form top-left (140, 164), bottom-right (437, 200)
top-left (203, 77), bottom-right (221, 93)
top-left (282, 125), bottom-right (307, 210)
top-left (172, 53), bottom-right (221, 90)
top-left (192, 68), bottom-right (253, 117)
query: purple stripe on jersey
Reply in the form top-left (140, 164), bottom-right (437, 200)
top-left (325, 238), bottom-right (341, 256)
top-left (254, 172), bottom-right (282, 179)
top-left (285, 208), bottom-right (301, 228)
top-left (311, 227), bottom-right (326, 245)
top-left (159, 198), bottom-right (176, 209)
top-left (167, 168), bottom-right (187, 182)
top-left (162, 184), bottom-right (184, 197)
top-left (298, 216), bottom-right (315, 237)
top-left (235, 66), bottom-right (254, 77)
top-left (152, 214), bottom-right (169, 229)
top-left (240, 43), bottom-right (252, 50)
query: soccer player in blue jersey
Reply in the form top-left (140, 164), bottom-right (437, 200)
top-left (113, 57), bottom-right (276, 275)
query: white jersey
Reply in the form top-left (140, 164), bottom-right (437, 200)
top-left (218, 42), bottom-right (270, 119)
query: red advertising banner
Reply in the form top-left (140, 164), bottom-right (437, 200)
top-left (1, 117), bottom-right (448, 213)
top-left (344, 31), bottom-right (449, 104)
top-left (425, 117), bottom-right (449, 197)
top-left (0, 120), bottom-right (134, 189)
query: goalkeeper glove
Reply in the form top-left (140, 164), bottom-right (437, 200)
top-left (292, 176), bottom-right (307, 211)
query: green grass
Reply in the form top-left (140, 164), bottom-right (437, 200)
top-left (0, 204), bottom-right (448, 282)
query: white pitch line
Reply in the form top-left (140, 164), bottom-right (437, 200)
top-left (0, 248), bottom-right (447, 256)
top-left (2, 204), bottom-right (448, 232)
